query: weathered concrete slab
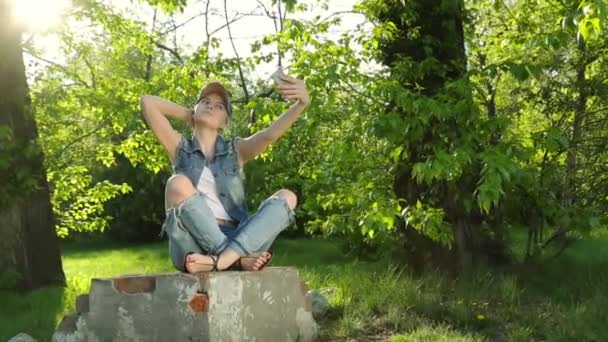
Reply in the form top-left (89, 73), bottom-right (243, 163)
top-left (52, 267), bottom-right (318, 342)
top-left (8, 333), bottom-right (37, 342)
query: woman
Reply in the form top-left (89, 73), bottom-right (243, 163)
top-left (139, 74), bottom-right (309, 273)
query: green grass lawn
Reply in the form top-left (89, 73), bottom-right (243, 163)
top-left (1, 234), bottom-right (608, 341)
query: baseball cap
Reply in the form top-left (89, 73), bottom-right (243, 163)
top-left (196, 81), bottom-right (233, 116)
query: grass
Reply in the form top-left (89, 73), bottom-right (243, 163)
top-left (1, 232), bottom-right (608, 341)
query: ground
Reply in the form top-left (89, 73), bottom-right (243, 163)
top-left (1, 231), bottom-right (607, 341)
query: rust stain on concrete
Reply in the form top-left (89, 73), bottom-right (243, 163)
top-left (189, 293), bottom-right (209, 312)
top-left (112, 276), bottom-right (156, 294)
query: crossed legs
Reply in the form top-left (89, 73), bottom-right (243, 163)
top-left (164, 174), bottom-right (296, 273)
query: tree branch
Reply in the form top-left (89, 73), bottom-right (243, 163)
top-left (48, 118), bottom-right (111, 170)
top-left (318, 10), bottom-right (364, 25)
top-left (203, 0), bottom-right (212, 78)
top-left (152, 41), bottom-right (183, 64)
top-left (145, 8), bottom-right (158, 81)
top-left (22, 49), bottom-right (91, 89)
top-left (224, 0), bottom-right (250, 102)
top-left (209, 11), bottom-right (255, 37)
top-left (256, 0), bottom-right (281, 65)
top-left (157, 11), bottom-right (207, 36)
top-left (81, 56), bottom-right (97, 90)
top-left (256, 0), bottom-right (278, 20)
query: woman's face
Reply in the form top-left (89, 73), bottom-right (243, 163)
top-left (193, 93), bottom-right (228, 130)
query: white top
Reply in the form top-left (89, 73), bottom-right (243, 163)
top-left (196, 166), bottom-right (232, 221)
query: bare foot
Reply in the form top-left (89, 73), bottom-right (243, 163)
top-left (239, 252), bottom-right (272, 271)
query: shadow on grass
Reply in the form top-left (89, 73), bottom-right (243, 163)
top-left (0, 285), bottom-right (67, 342)
top-left (304, 235), bottom-right (608, 341)
top-left (519, 236), bottom-right (608, 302)
top-left (409, 235), bottom-right (608, 341)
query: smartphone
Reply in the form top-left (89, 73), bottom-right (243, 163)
top-left (270, 66), bottom-right (285, 84)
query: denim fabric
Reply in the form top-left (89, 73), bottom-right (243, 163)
top-left (162, 191), bottom-right (295, 272)
top-left (173, 134), bottom-right (248, 224)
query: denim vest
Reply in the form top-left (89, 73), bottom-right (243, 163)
top-left (173, 134), bottom-right (248, 224)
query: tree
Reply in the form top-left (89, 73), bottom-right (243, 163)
top-left (360, 0), bottom-right (515, 272)
top-left (466, 0), bottom-right (608, 259)
top-left (17, 0), bottom-right (607, 275)
top-left (0, 0), bottom-right (65, 290)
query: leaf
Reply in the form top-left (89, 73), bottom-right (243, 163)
top-left (390, 146), bottom-right (403, 162)
top-left (509, 63), bottom-right (529, 81)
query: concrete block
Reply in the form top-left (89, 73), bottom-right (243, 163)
top-left (52, 267), bottom-right (318, 341)
top-left (75, 294), bottom-right (89, 314)
top-left (8, 333), bottom-right (37, 342)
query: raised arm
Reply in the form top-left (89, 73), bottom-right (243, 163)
top-left (139, 95), bottom-right (193, 163)
top-left (236, 75), bottom-right (310, 165)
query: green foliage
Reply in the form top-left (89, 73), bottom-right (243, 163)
top-left (576, 0), bottom-right (607, 41)
top-left (465, 0), bottom-right (608, 258)
top-left (243, 11), bottom-right (404, 246)
top-left (402, 201), bottom-right (452, 247)
top-left (142, 0), bottom-right (188, 13)
top-left (25, 0), bottom-right (607, 265)
top-left (102, 156), bottom-right (169, 242)
top-left (476, 146), bottom-right (520, 214)
top-left (49, 165), bottom-right (131, 238)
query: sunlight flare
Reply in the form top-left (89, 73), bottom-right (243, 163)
top-left (8, 0), bottom-right (71, 31)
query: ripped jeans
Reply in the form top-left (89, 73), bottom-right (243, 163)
top-left (161, 192), bottom-right (295, 272)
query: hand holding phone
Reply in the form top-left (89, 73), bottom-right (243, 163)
top-left (273, 69), bottom-right (310, 106)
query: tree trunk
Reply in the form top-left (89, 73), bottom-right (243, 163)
top-left (0, 0), bottom-right (65, 291)
top-left (564, 39), bottom-right (587, 209)
top-left (370, 0), bottom-right (505, 272)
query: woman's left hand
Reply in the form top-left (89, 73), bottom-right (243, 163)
top-left (277, 75), bottom-right (310, 106)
